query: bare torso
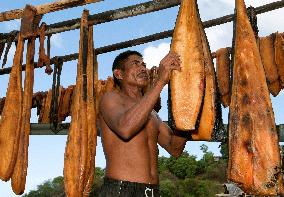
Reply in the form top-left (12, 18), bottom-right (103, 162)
top-left (99, 91), bottom-right (160, 184)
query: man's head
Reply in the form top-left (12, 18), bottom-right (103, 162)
top-left (112, 50), bottom-right (148, 88)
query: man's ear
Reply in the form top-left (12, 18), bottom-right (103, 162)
top-left (113, 69), bottom-right (123, 80)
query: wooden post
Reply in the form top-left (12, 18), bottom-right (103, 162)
top-left (0, 0), bottom-right (103, 22)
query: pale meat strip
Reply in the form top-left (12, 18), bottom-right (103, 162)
top-left (170, 0), bottom-right (205, 130)
top-left (259, 35), bottom-right (281, 96)
top-left (275, 32), bottom-right (284, 87)
top-left (11, 38), bottom-right (35, 194)
top-left (64, 10), bottom-right (89, 197)
top-left (191, 12), bottom-right (216, 141)
top-left (216, 47), bottom-right (231, 107)
top-left (59, 85), bottom-right (74, 121)
top-left (40, 89), bottom-right (52, 123)
top-left (83, 26), bottom-right (97, 197)
top-left (0, 34), bottom-right (24, 181)
top-left (228, 0), bottom-right (283, 195)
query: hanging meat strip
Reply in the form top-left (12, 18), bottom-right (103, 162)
top-left (228, 0), bottom-right (283, 195)
top-left (259, 35), bottom-right (281, 96)
top-left (57, 87), bottom-right (66, 121)
top-left (275, 32), bottom-right (284, 87)
top-left (0, 33), bottom-right (24, 181)
top-left (11, 37), bottom-right (35, 195)
top-left (83, 25), bottom-right (97, 197)
top-left (37, 23), bottom-right (53, 75)
top-left (64, 10), bottom-right (89, 197)
top-left (105, 76), bottom-right (115, 92)
top-left (191, 12), bottom-right (216, 141)
top-left (58, 85), bottom-right (75, 122)
top-left (39, 86), bottom-right (63, 124)
top-left (216, 47), bottom-right (231, 107)
top-left (39, 89), bottom-right (52, 123)
top-left (170, 0), bottom-right (205, 131)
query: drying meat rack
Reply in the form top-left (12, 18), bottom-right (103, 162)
top-left (0, 0), bottom-right (283, 142)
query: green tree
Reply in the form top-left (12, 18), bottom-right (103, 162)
top-left (23, 147), bottom-right (227, 196)
top-left (167, 151), bottom-right (198, 179)
top-left (23, 176), bottom-right (64, 197)
top-left (196, 144), bottom-right (215, 174)
top-left (160, 179), bottom-right (177, 197)
top-left (220, 141), bottom-right (229, 159)
top-left (23, 167), bottom-right (105, 197)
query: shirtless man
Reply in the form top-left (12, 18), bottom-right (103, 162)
top-left (98, 50), bottom-right (188, 197)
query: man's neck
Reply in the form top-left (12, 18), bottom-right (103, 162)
top-left (120, 85), bottom-right (143, 99)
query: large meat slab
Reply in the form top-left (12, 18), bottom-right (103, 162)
top-left (170, 0), bottom-right (205, 131)
top-left (228, 0), bottom-right (284, 195)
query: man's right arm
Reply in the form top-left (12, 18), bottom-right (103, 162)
top-left (99, 80), bottom-right (165, 141)
top-left (100, 52), bottom-right (181, 141)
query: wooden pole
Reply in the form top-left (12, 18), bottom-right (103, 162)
top-left (0, 0), bottom-right (103, 22)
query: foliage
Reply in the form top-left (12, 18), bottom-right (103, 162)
top-left (220, 141), bottom-right (229, 159)
top-left (23, 168), bottom-right (104, 197)
top-left (23, 144), bottom-right (227, 196)
top-left (23, 176), bottom-right (65, 197)
top-left (167, 151), bottom-right (198, 179)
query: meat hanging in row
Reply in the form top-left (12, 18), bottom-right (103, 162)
top-left (275, 32), bottom-right (284, 87)
top-left (0, 5), bottom-right (40, 195)
top-left (191, 7), bottom-right (217, 141)
top-left (259, 34), bottom-right (281, 96)
top-left (64, 9), bottom-right (98, 197)
top-left (216, 47), bottom-right (231, 107)
top-left (215, 31), bottom-right (283, 108)
top-left (0, 32), bottom-right (24, 181)
top-left (227, 0), bottom-right (284, 195)
top-left (170, 0), bottom-right (205, 131)
top-left (11, 37), bottom-right (36, 195)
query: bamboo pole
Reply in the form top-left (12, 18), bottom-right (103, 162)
top-left (0, 0), bottom-right (103, 23)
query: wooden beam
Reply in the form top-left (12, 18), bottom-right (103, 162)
top-left (29, 123), bottom-right (284, 143)
top-left (0, 0), bottom-right (103, 22)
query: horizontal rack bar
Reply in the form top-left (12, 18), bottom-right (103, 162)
top-left (30, 123), bottom-right (284, 143)
top-left (1, 0), bottom-right (283, 76)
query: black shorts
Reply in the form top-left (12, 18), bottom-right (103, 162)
top-left (99, 177), bottom-right (160, 197)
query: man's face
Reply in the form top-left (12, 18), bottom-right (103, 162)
top-left (120, 54), bottom-right (149, 88)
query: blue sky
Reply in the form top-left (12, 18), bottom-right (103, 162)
top-left (0, 0), bottom-right (283, 196)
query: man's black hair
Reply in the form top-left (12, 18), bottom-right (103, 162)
top-left (112, 50), bottom-right (143, 87)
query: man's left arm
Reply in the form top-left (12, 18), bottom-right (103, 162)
top-left (157, 114), bottom-right (189, 158)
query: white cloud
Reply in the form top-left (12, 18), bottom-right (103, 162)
top-left (143, 42), bottom-right (170, 69)
top-left (51, 33), bottom-right (63, 49)
top-left (258, 8), bottom-right (284, 36)
top-left (205, 22), bottom-right (233, 52)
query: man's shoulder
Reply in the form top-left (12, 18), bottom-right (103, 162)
top-left (100, 90), bottom-right (123, 108)
top-left (101, 90), bottom-right (121, 101)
